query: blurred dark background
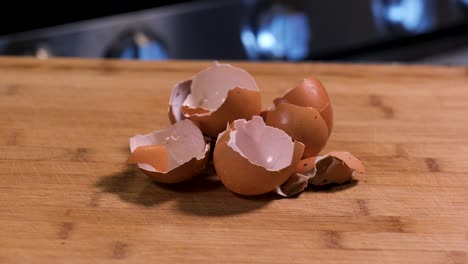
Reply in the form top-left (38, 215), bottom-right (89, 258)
top-left (0, 2), bottom-right (189, 35)
top-left (0, 0), bottom-right (467, 65)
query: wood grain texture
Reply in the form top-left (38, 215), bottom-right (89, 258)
top-left (1, 57), bottom-right (467, 264)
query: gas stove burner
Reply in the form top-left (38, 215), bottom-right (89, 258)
top-left (372, 0), bottom-right (437, 35)
top-left (241, 1), bottom-right (311, 61)
top-left (104, 29), bottom-right (169, 60)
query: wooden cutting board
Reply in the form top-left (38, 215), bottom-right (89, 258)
top-left (1, 58), bottom-right (467, 264)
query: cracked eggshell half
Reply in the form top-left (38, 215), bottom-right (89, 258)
top-left (309, 151), bottom-right (365, 185)
top-left (213, 116), bottom-right (305, 196)
top-left (127, 119), bottom-right (210, 183)
top-left (169, 62), bottom-right (261, 138)
top-left (264, 102), bottom-right (329, 158)
top-left (183, 87), bottom-right (261, 138)
top-left (274, 77), bottom-right (333, 135)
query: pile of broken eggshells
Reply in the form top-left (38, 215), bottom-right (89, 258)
top-left (127, 62), bottom-right (365, 197)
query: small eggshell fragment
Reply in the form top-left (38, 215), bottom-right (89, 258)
top-left (214, 116), bottom-right (305, 196)
top-left (309, 151), bottom-right (365, 185)
top-left (182, 87), bottom-right (261, 137)
top-left (275, 156), bottom-right (316, 197)
top-left (168, 80), bottom-right (191, 124)
top-left (127, 119), bottom-right (210, 184)
top-left (275, 173), bottom-right (310, 197)
top-left (274, 77), bottom-right (333, 135)
top-left (327, 151), bottom-right (366, 173)
top-left (264, 102), bottom-right (329, 158)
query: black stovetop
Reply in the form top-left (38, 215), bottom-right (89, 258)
top-left (0, 1), bottom-right (192, 35)
top-left (1, 0), bottom-right (467, 64)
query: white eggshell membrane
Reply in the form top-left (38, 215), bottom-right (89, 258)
top-left (129, 119), bottom-right (208, 172)
top-left (182, 62), bottom-right (259, 112)
top-left (226, 116), bottom-right (294, 171)
top-left (169, 79), bottom-right (191, 123)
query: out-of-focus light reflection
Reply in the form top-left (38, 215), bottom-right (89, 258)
top-left (386, 0), bottom-right (423, 32)
top-left (119, 32), bottom-right (168, 60)
top-left (372, 0), bottom-right (435, 34)
top-left (257, 31), bottom-right (276, 49)
top-left (241, 2), bottom-right (311, 61)
top-left (36, 47), bottom-right (50, 59)
top-left (460, 0), bottom-right (468, 6)
top-left (120, 47), bottom-right (134, 59)
top-left (139, 42), bottom-right (168, 60)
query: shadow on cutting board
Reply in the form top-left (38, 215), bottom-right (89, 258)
top-left (96, 162), bottom-right (359, 216)
top-left (95, 164), bottom-right (277, 217)
top-left (306, 179), bottom-right (359, 193)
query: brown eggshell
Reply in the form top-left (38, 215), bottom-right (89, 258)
top-left (264, 103), bottom-right (329, 158)
top-left (183, 62), bottom-right (259, 112)
top-left (181, 87), bottom-right (262, 137)
top-left (126, 145), bottom-right (169, 172)
top-left (295, 156), bottom-right (316, 175)
top-left (309, 151), bottom-right (365, 185)
top-left (260, 109), bottom-right (268, 120)
top-left (168, 80), bottom-right (191, 124)
top-left (274, 77), bottom-right (333, 135)
top-left (213, 117), bottom-right (305, 196)
top-left (127, 147), bottom-right (210, 184)
top-left (168, 62), bottom-right (260, 137)
top-left (142, 155), bottom-right (209, 184)
top-left (128, 119), bottom-right (210, 184)
top-left (181, 106), bottom-right (210, 117)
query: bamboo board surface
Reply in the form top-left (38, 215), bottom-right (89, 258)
top-left (0, 58), bottom-right (467, 263)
